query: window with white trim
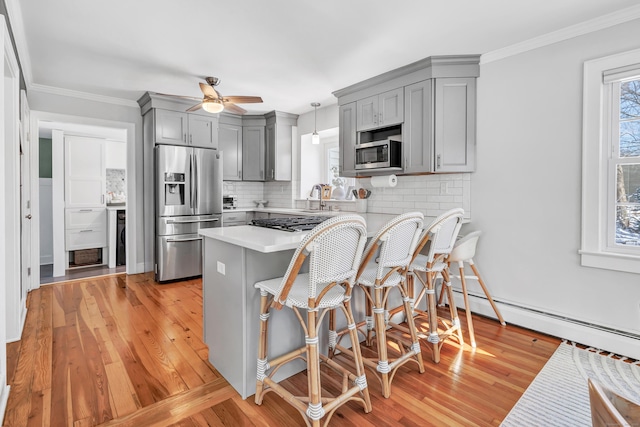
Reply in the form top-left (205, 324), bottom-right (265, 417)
top-left (581, 49), bottom-right (640, 274)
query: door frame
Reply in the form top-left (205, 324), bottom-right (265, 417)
top-left (29, 111), bottom-right (139, 286)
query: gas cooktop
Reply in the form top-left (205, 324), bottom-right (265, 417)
top-left (251, 216), bottom-right (329, 232)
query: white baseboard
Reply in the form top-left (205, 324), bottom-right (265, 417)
top-left (40, 255), bottom-right (53, 265)
top-left (450, 290), bottom-right (640, 361)
top-left (0, 382), bottom-right (9, 424)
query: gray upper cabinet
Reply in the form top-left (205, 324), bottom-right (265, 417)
top-left (333, 55), bottom-right (479, 175)
top-left (154, 109), bottom-right (188, 145)
top-left (356, 88), bottom-right (404, 131)
top-left (219, 119), bottom-right (243, 181)
top-left (188, 114), bottom-right (219, 149)
top-left (339, 102), bottom-right (357, 177)
top-left (433, 78), bottom-right (476, 172)
top-left (265, 111), bottom-right (297, 181)
top-left (154, 108), bottom-right (218, 149)
top-left (242, 125), bottom-right (265, 181)
top-left (403, 80), bottom-right (433, 174)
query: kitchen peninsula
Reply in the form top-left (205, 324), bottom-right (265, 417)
top-left (199, 212), bottom-right (394, 399)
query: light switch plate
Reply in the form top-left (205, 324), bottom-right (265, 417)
top-left (217, 261), bottom-right (225, 275)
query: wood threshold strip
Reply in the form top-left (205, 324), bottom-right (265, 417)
top-left (98, 378), bottom-right (236, 427)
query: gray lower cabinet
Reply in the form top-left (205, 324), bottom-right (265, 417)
top-left (219, 118), bottom-right (243, 181)
top-left (339, 102), bottom-right (357, 177)
top-left (242, 125), bottom-right (265, 181)
top-left (265, 111), bottom-right (298, 181)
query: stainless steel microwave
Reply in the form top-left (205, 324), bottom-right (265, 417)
top-left (355, 138), bottom-right (402, 171)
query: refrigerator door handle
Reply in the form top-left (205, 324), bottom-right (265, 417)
top-left (189, 153), bottom-right (195, 210)
top-left (167, 218), bottom-right (219, 224)
top-left (166, 237), bottom-right (202, 243)
top-left (193, 154), bottom-right (198, 208)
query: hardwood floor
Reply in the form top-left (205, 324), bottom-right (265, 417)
top-left (3, 273), bottom-right (560, 426)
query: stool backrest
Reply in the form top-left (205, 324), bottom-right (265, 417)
top-left (589, 378), bottom-right (640, 427)
top-left (411, 208), bottom-right (464, 265)
top-left (275, 214), bottom-right (368, 303)
top-left (448, 230), bottom-right (481, 263)
top-left (359, 212), bottom-right (424, 281)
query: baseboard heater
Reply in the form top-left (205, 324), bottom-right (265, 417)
top-left (449, 288), bottom-right (640, 358)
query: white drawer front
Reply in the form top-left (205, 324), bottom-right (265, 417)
top-left (66, 208), bottom-right (107, 229)
top-left (223, 211), bottom-right (247, 225)
top-left (66, 229), bottom-right (107, 251)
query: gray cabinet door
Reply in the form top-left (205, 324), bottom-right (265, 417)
top-left (155, 109), bottom-right (189, 145)
top-left (434, 78), bottom-right (476, 172)
top-left (339, 102), bottom-right (357, 177)
top-left (356, 95), bottom-right (378, 131)
top-left (242, 126), bottom-right (265, 181)
top-left (219, 122), bottom-right (242, 180)
top-left (189, 114), bottom-right (218, 149)
top-left (379, 87), bottom-right (404, 127)
top-left (404, 80), bottom-right (433, 174)
top-left (265, 122), bottom-right (292, 181)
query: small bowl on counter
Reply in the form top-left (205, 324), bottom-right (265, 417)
top-left (254, 200), bottom-right (269, 209)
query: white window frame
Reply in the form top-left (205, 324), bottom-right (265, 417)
top-left (581, 48), bottom-right (640, 274)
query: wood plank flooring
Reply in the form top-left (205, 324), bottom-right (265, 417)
top-left (3, 272), bottom-right (560, 426)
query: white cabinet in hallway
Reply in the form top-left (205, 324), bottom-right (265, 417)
top-left (64, 136), bottom-right (106, 208)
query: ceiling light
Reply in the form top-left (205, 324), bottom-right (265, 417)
top-left (202, 99), bottom-right (224, 114)
top-left (311, 102), bottom-right (320, 144)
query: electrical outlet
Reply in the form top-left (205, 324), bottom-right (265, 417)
top-left (440, 182), bottom-right (449, 194)
top-left (217, 261), bottom-right (225, 275)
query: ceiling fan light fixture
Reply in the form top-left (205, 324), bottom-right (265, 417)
top-left (311, 102), bottom-right (320, 145)
top-left (202, 99), bottom-right (224, 114)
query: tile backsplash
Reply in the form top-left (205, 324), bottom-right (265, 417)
top-left (106, 168), bottom-right (126, 195)
top-left (229, 173), bottom-right (471, 218)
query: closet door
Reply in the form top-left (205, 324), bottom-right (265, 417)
top-left (64, 136), bottom-right (106, 207)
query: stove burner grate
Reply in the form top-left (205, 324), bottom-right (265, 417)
top-left (251, 216), bottom-right (329, 232)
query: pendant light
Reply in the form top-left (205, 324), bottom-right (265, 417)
top-left (311, 102), bottom-right (320, 145)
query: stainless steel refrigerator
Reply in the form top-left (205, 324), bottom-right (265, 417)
top-left (155, 145), bottom-right (222, 282)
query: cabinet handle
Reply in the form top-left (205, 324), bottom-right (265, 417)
top-left (79, 209), bottom-right (93, 212)
top-left (184, 133), bottom-right (187, 143)
top-left (271, 169), bottom-right (274, 179)
top-left (80, 229), bottom-right (94, 233)
top-left (101, 194), bottom-right (105, 204)
top-left (437, 154), bottom-right (441, 169)
top-left (238, 170), bottom-right (242, 178)
top-left (190, 134), bottom-right (193, 144)
top-left (379, 112), bottom-right (383, 124)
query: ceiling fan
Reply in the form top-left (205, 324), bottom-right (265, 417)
top-left (186, 77), bottom-right (263, 115)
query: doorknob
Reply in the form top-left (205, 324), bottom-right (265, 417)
top-left (25, 214), bottom-right (32, 219)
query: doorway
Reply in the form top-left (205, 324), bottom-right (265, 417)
top-left (34, 118), bottom-right (132, 285)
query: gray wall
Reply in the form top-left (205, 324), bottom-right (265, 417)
top-left (28, 91), bottom-right (145, 273)
top-left (472, 19), bottom-right (640, 339)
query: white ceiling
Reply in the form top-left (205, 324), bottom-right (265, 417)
top-left (10, 0), bottom-right (640, 115)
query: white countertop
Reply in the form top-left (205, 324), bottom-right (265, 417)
top-left (200, 212), bottom-right (422, 253)
top-left (106, 205), bottom-right (126, 211)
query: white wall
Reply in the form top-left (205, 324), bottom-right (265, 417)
top-left (105, 140), bottom-right (126, 169)
top-left (28, 91), bottom-right (145, 273)
top-left (471, 18), bottom-right (640, 354)
top-left (39, 178), bottom-right (53, 264)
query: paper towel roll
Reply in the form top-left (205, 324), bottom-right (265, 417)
top-left (370, 174), bottom-right (398, 188)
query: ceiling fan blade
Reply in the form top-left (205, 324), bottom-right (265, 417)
top-left (223, 102), bottom-right (247, 115)
top-left (199, 82), bottom-right (219, 99)
top-left (223, 96), bottom-right (263, 104)
top-left (186, 103), bottom-right (203, 112)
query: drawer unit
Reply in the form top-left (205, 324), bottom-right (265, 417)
top-left (223, 211), bottom-right (248, 227)
top-left (65, 208), bottom-right (107, 251)
top-left (65, 208), bottom-right (107, 229)
top-left (66, 229), bottom-right (107, 251)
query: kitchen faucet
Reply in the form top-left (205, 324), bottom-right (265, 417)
top-left (309, 184), bottom-right (326, 210)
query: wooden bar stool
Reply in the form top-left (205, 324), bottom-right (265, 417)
top-left (333, 212), bottom-right (425, 398)
top-left (254, 215), bottom-right (371, 427)
top-left (405, 208), bottom-right (465, 363)
top-left (438, 230), bottom-right (506, 348)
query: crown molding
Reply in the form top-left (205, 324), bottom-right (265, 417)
top-left (481, 4), bottom-right (640, 64)
top-left (30, 83), bottom-right (140, 108)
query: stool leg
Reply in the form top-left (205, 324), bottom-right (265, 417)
top-left (373, 286), bottom-right (392, 398)
top-left (458, 261), bottom-right (476, 348)
top-left (425, 269), bottom-right (441, 363)
top-left (469, 260), bottom-right (506, 326)
top-left (306, 309), bottom-right (323, 427)
top-left (442, 267), bottom-right (464, 347)
top-left (255, 290), bottom-right (270, 405)
top-left (344, 299), bottom-right (372, 413)
top-left (399, 279), bottom-right (424, 373)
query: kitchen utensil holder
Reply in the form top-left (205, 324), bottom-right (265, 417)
top-left (356, 199), bottom-right (368, 213)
